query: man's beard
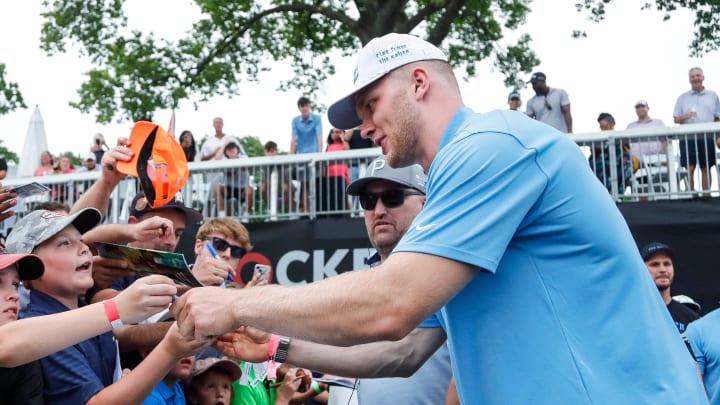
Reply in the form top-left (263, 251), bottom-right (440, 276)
top-left (385, 90), bottom-right (421, 168)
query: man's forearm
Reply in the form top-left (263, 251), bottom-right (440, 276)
top-left (286, 328), bottom-right (447, 378)
top-left (227, 254), bottom-right (472, 345)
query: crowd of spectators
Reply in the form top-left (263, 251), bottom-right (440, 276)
top-left (0, 140), bottom-right (329, 404)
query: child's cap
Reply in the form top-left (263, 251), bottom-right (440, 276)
top-left (5, 208), bottom-right (102, 254)
top-left (0, 247), bottom-right (44, 280)
top-left (116, 121), bottom-right (189, 209)
top-left (190, 357), bottom-right (242, 382)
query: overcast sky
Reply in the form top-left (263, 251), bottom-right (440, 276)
top-left (0, 0), bottom-right (719, 160)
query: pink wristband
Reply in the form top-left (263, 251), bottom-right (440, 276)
top-left (267, 334), bottom-right (280, 380)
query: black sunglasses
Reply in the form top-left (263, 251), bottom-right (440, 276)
top-left (358, 189), bottom-right (424, 210)
top-left (206, 237), bottom-right (246, 259)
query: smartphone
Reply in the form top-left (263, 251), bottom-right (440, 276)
top-left (9, 182), bottom-right (50, 197)
top-left (254, 264), bottom-right (271, 283)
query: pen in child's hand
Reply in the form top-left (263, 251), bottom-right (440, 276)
top-left (206, 242), bottom-right (234, 283)
top-left (205, 242), bottom-right (218, 258)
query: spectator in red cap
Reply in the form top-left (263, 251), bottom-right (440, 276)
top-left (0, 247), bottom-right (44, 403)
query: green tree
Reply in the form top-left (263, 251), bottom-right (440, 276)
top-left (37, 0), bottom-right (539, 123)
top-left (0, 63), bottom-right (27, 115)
top-left (239, 135), bottom-right (265, 157)
top-left (575, 0), bottom-right (719, 56)
top-left (0, 139), bottom-right (19, 163)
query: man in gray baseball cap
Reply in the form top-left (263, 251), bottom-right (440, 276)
top-left (347, 156), bottom-right (426, 263)
top-left (347, 155), bottom-right (426, 196)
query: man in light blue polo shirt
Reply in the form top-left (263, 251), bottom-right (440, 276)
top-left (687, 308), bottom-right (720, 403)
top-left (290, 96), bottom-right (323, 213)
top-left (291, 96), bottom-right (323, 154)
top-left (173, 34), bottom-right (708, 405)
top-left (673, 67), bottom-right (720, 192)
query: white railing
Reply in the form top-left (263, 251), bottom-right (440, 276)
top-left (570, 122), bottom-right (720, 201)
top-left (2, 122), bottom-right (719, 233)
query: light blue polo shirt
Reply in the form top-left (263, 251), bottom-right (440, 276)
top-left (687, 308), bottom-right (720, 403)
top-left (291, 113), bottom-right (322, 153)
top-left (394, 108), bottom-right (707, 404)
top-left (673, 88), bottom-right (720, 124)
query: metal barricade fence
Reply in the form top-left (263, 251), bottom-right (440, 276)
top-left (1, 122), bottom-right (719, 234)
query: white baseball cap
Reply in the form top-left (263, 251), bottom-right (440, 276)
top-left (328, 33), bottom-right (448, 130)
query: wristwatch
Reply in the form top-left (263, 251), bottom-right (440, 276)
top-left (274, 335), bottom-right (291, 363)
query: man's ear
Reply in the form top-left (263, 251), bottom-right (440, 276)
top-left (411, 67), bottom-right (431, 100)
top-left (193, 239), bottom-right (203, 255)
top-left (421, 196), bottom-right (427, 207)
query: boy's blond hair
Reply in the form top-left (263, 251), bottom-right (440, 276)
top-left (196, 218), bottom-right (253, 251)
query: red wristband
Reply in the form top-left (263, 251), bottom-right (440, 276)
top-left (103, 299), bottom-right (124, 329)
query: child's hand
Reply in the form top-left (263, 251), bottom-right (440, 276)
top-left (115, 275), bottom-right (177, 324)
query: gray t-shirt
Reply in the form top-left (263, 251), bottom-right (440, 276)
top-left (526, 88), bottom-right (571, 133)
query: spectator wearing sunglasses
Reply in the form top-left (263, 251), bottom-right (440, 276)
top-left (192, 218), bottom-right (253, 288)
top-left (526, 72), bottom-right (573, 133)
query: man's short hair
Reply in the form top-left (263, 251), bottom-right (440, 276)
top-left (32, 201), bottom-right (71, 214)
top-left (297, 96), bottom-right (311, 107)
top-left (264, 141), bottom-right (277, 151)
top-left (196, 217), bottom-right (253, 252)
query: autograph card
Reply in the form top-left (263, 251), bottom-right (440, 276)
top-left (10, 182), bottom-right (50, 197)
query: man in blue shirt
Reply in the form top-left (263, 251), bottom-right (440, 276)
top-left (174, 33), bottom-right (708, 404)
top-left (291, 96), bottom-right (323, 155)
top-left (290, 96), bottom-right (323, 213)
top-left (687, 308), bottom-right (720, 403)
top-left (673, 67), bottom-right (720, 193)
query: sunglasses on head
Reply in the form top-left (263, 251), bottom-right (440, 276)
top-left (206, 237), bottom-right (246, 259)
top-left (358, 189), bottom-right (424, 210)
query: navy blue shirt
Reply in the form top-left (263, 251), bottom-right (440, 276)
top-left (20, 290), bottom-right (117, 405)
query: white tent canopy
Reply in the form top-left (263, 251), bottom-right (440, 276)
top-left (17, 105), bottom-right (49, 177)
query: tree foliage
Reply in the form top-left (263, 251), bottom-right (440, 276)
top-left (575, 0), bottom-right (720, 56)
top-left (0, 140), bottom-right (19, 163)
top-left (37, 0), bottom-right (539, 123)
top-left (0, 63), bottom-right (27, 115)
top-left (238, 135), bottom-right (265, 157)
